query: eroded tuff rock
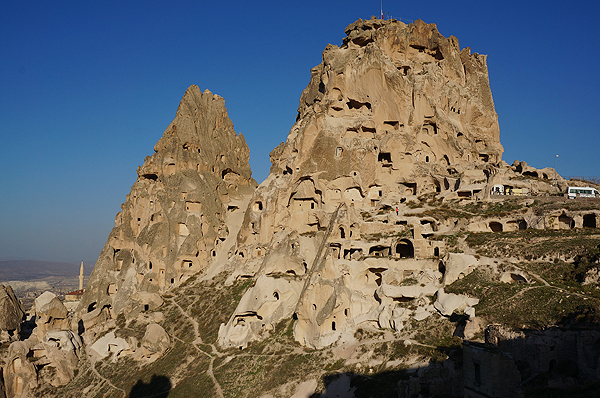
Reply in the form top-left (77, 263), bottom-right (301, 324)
top-left (33, 292), bottom-right (69, 341)
top-left (0, 285), bottom-right (24, 342)
top-left (216, 18), bottom-right (575, 351)
top-left (218, 17), bottom-right (505, 349)
top-left (76, 86), bottom-right (257, 343)
top-left (2, 290), bottom-right (83, 398)
top-left (4, 16), bottom-right (598, 398)
top-left (278, 17), bottom-right (503, 191)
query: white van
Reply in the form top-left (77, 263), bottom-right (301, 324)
top-left (567, 186), bottom-right (600, 199)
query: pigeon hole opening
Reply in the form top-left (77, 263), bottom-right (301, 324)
top-left (378, 152), bottom-right (392, 163)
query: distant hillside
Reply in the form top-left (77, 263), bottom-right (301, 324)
top-left (0, 260), bottom-right (93, 282)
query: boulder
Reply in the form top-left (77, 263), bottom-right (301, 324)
top-left (442, 254), bottom-right (478, 285)
top-left (39, 331), bottom-right (82, 387)
top-left (88, 331), bottom-right (130, 359)
top-left (33, 292), bottom-right (69, 340)
top-left (3, 340), bottom-right (38, 398)
top-left (434, 288), bottom-right (479, 316)
top-left (463, 316), bottom-right (482, 340)
top-left (43, 330), bottom-right (82, 357)
top-left (141, 323), bottom-right (170, 354)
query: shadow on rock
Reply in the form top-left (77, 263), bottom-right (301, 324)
top-left (309, 362), bottom-right (462, 398)
top-left (129, 375), bottom-right (172, 398)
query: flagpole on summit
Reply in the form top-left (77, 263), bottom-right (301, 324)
top-left (381, 0), bottom-right (383, 19)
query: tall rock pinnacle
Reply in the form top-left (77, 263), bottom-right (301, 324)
top-left (219, 18), bottom-right (504, 349)
top-left (78, 86), bottom-right (256, 325)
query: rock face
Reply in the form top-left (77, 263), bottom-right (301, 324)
top-left (0, 285), bottom-right (24, 341)
top-left (3, 341), bottom-right (38, 398)
top-left (33, 292), bottom-right (69, 340)
top-left (77, 86), bottom-right (256, 339)
top-left (4, 16), bottom-right (599, 398)
top-left (275, 17), bottom-right (503, 197)
top-left (2, 291), bottom-right (83, 398)
top-left (218, 17), bottom-right (501, 349)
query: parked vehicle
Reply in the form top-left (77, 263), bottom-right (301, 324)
top-left (567, 186), bottom-right (600, 199)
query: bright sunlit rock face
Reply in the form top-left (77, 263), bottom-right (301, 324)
top-left (78, 85), bottom-right (257, 336)
top-left (218, 17), bottom-right (505, 349)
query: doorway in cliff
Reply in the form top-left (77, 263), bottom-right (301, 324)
top-left (396, 239), bottom-right (414, 258)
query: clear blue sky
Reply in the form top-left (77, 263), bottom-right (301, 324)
top-left (1, 0), bottom-right (599, 264)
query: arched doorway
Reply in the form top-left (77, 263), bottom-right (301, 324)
top-left (396, 239), bottom-right (414, 258)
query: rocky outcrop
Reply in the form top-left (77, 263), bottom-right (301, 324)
top-left (2, 291), bottom-right (83, 397)
top-left (433, 288), bottom-right (479, 316)
top-left (0, 285), bottom-right (24, 343)
top-left (88, 331), bottom-right (129, 360)
top-left (76, 86), bottom-right (257, 344)
top-left (218, 17), bottom-right (506, 349)
top-left (140, 323), bottom-right (170, 356)
top-left (37, 330), bottom-right (82, 387)
top-left (33, 292), bottom-right (69, 341)
top-left (3, 341), bottom-right (38, 398)
top-left (0, 368), bottom-right (5, 398)
top-left (274, 17), bottom-right (503, 197)
top-left (2, 15), bottom-right (597, 398)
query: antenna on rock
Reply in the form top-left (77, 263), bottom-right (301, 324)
top-left (381, 0), bottom-right (384, 19)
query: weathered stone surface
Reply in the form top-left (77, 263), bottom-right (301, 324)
top-left (463, 316), bottom-right (482, 340)
top-left (76, 86), bottom-right (257, 337)
top-left (3, 14), bottom-right (600, 398)
top-left (219, 17), bottom-right (505, 349)
top-left (433, 288), bottom-right (479, 316)
top-left (442, 253), bottom-right (478, 285)
top-left (0, 285), bottom-right (24, 336)
top-left (39, 330), bottom-right (82, 387)
top-left (1, 295), bottom-right (82, 395)
top-left (140, 323), bottom-right (170, 355)
top-left (3, 340), bottom-right (38, 398)
top-left (0, 367), bottom-right (5, 398)
top-left (218, 274), bottom-right (303, 349)
top-left (88, 331), bottom-right (129, 360)
top-left (34, 292), bottom-right (67, 320)
top-left (33, 292), bottom-right (69, 340)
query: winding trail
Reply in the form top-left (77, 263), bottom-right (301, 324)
top-left (484, 260), bottom-right (598, 313)
top-left (169, 297), bottom-right (224, 398)
top-left (90, 360), bottom-right (127, 397)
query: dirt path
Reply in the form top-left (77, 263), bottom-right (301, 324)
top-left (486, 265), bottom-right (597, 312)
top-left (90, 360), bottom-right (127, 397)
top-left (169, 297), bottom-right (224, 398)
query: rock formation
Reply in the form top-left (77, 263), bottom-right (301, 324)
top-left (0, 285), bottom-right (24, 343)
top-left (3, 16), bottom-right (599, 398)
top-left (217, 18), bottom-right (578, 351)
top-left (33, 292), bottom-right (69, 341)
top-left (76, 86), bottom-right (256, 342)
top-left (1, 291), bottom-right (83, 398)
top-left (218, 17), bottom-right (507, 349)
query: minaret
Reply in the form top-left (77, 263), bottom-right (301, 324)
top-left (79, 260), bottom-right (85, 291)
